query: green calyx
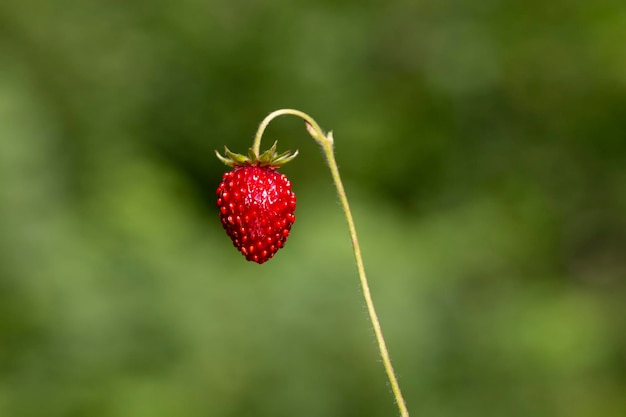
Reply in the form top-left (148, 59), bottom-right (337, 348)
top-left (215, 141), bottom-right (298, 168)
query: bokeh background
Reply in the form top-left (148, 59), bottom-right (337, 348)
top-left (1, 0), bottom-right (625, 416)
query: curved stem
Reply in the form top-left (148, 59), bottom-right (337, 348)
top-left (252, 109), bottom-right (328, 155)
top-left (253, 109), bottom-right (410, 417)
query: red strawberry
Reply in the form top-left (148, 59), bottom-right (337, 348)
top-left (215, 142), bottom-right (298, 264)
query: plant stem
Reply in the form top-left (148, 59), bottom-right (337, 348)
top-left (253, 109), bottom-right (410, 417)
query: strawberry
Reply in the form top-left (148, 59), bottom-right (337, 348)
top-left (215, 142), bottom-right (298, 264)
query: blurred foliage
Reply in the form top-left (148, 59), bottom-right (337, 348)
top-left (1, 0), bottom-right (625, 416)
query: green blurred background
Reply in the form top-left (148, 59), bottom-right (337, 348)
top-left (1, 0), bottom-right (625, 416)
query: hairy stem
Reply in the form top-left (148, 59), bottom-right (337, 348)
top-left (253, 109), bottom-right (410, 417)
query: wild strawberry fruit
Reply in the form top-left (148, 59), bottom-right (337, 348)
top-left (215, 142), bottom-right (298, 264)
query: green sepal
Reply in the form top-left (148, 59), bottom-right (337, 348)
top-left (272, 149), bottom-right (299, 165)
top-left (215, 141), bottom-right (298, 168)
top-left (258, 141), bottom-right (278, 164)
